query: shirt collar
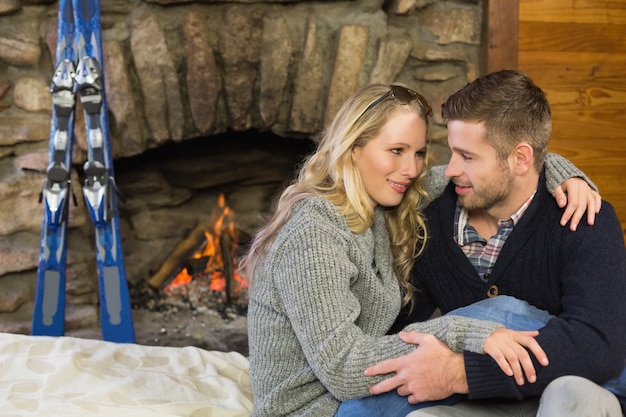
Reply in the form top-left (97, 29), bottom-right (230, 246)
top-left (455, 188), bottom-right (537, 245)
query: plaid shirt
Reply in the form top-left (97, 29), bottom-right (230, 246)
top-left (454, 190), bottom-right (536, 282)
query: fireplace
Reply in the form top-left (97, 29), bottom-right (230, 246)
top-left (0, 0), bottom-right (485, 351)
top-left (116, 131), bottom-right (314, 353)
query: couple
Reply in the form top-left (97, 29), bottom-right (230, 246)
top-left (243, 70), bottom-right (626, 417)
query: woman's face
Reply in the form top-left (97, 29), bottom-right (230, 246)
top-left (351, 110), bottom-right (427, 208)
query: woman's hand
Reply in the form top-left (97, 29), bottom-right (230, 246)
top-left (483, 328), bottom-right (549, 386)
top-left (555, 178), bottom-right (602, 231)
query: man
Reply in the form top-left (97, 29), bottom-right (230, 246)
top-left (366, 70), bottom-right (626, 416)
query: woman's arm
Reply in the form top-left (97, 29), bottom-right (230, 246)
top-left (365, 327), bottom-right (548, 400)
top-left (423, 164), bottom-right (447, 199)
top-left (544, 153), bottom-right (596, 193)
top-left (404, 315), bottom-right (501, 354)
top-left (545, 154), bottom-right (602, 230)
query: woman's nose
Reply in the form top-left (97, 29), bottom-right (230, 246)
top-left (402, 156), bottom-right (420, 179)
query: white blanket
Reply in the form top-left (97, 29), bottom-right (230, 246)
top-left (0, 332), bottom-right (252, 416)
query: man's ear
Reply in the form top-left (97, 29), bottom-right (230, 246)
top-left (512, 143), bottom-right (534, 175)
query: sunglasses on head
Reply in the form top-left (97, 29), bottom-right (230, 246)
top-left (357, 84), bottom-right (433, 121)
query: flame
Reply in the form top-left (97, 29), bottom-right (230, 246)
top-left (170, 267), bottom-right (193, 287)
top-left (166, 194), bottom-right (248, 298)
top-left (209, 270), bottom-right (248, 293)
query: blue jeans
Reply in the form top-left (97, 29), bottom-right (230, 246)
top-left (451, 296), bottom-right (625, 410)
top-left (335, 296), bottom-right (625, 417)
top-left (335, 391), bottom-right (464, 417)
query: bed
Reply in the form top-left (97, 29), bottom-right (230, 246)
top-left (0, 332), bottom-right (252, 416)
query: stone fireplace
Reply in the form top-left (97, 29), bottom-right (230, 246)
top-left (0, 0), bottom-right (485, 349)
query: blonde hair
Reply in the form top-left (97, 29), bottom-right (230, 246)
top-left (242, 84), bottom-right (433, 306)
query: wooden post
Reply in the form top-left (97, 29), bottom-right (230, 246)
top-left (483, 0), bottom-right (519, 73)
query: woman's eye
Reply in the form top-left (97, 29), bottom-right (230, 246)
top-left (416, 150), bottom-right (426, 158)
top-left (391, 148), bottom-right (402, 155)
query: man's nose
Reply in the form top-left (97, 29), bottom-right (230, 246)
top-left (444, 154), bottom-right (461, 178)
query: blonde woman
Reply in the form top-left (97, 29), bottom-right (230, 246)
top-left (243, 83), bottom-right (597, 417)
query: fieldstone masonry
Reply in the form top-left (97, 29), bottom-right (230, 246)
top-left (0, 0), bottom-right (483, 334)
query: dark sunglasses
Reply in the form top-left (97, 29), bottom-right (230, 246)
top-left (357, 85), bottom-right (433, 121)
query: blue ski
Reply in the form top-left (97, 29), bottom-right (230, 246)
top-left (32, 0), bottom-right (77, 337)
top-left (72, 0), bottom-right (134, 343)
top-left (33, 0), bottom-right (135, 343)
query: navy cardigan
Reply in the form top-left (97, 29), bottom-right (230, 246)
top-left (402, 170), bottom-right (626, 400)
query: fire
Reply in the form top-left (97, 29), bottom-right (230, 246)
top-left (169, 267), bottom-right (193, 288)
top-left (209, 270), bottom-right (248, 293)
top-left (165, 194), bottom-right (248, 299)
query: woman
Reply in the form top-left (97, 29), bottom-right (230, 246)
top-left (243, 84), bottom-right (596, 417)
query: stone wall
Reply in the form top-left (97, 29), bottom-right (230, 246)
top-left (0, 0), bottom-right (484, 334)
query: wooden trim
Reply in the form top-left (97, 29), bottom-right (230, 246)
top-left (484, 0), bottom-right (519, 73)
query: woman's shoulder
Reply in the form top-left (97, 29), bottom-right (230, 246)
top-left (291, 196), bottom-right (345, 224)
top-left (269, 197), bottom-right (351, 256)
top-left (287, 197), bottom-right (348, 232)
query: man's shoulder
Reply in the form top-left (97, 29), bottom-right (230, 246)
top-left (573, 199), bottom-right (622, 233)
top-left (531, 195), bottom-right (624, 251)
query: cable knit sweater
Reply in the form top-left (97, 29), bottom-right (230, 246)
top-left (248, 197), bottom-right (502, 417)
top-left (248, 153), bottom-right (593, 417)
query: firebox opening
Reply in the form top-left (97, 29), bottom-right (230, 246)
top-left (116, 130), bottom-right (315, 320)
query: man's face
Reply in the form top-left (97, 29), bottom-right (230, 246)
top-left (443, 120), bottom-right (514, 211)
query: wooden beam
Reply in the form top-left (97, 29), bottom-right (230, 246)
top-left (484, 0), bottom-right (519, 73)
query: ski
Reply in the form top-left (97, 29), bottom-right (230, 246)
top-left (33, 0), bottom-right (135, 343)
top-left (72, 0), bottom-right (134, 343)
top-left (32, 0), bottom-right (77, 337)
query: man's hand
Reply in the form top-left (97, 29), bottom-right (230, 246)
top-left (556, 178), bottom-right (601, 231)
top-left (364, 331), bottom-right (468, 404)
top-left (483, 328), bottom-right (549, 386)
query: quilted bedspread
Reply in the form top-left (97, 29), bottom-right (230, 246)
top-left (0, 332), bottom-right (252, 416)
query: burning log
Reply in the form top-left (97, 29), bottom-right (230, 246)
top-left (219, 232), bottom-right (236, 303)
top-left (146, 193), bottom-right (249, 319)
top-left (147, 223), bottom-right (210, 289)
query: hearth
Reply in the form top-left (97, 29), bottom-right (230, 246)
top-left (113, 130), bottom-right (313, 354)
